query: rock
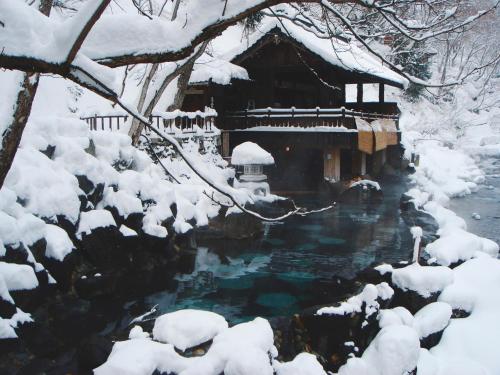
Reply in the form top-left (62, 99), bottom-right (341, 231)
top-left (17, 321), bottom-right (64, 357)
top-left (390, 286), bottom-right (439, 315)
top-left (77, 334), bottom-right (113, 370)
top-left (400, 194), bottom-right (439, 246)
top-left (78, 227), bottom-right (130, 270)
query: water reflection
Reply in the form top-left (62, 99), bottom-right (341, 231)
top-left (129, 176), bottom-right (413, 323)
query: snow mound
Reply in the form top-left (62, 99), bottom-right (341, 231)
top-left (231, 142), bottom-right (275, 165)
top-left (392, 263), bottom-right (453, 298)
top-left (425, 228), bottom-right (499, 266)
top-left (274, 353), bottom-right (326, 375)
top-left (337, 325), bottom-right (420, 375)
top-left (77, 209), bottom-right (116, 238)
top-left (0, 262), bottom-right (39, 291)
top-left (96, 316), bottom-right (277, 375)
top-left (44, 224), bottom-right (74, 261)
top-left (419, 257), bottom-right (500, 375)
top-left (413, 302), bottom-right (451, 339)
top-left (152, 309), bottom-right (228, 351)
top-left (378, 307), bottom-right (414, 329)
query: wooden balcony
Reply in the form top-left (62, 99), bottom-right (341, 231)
top-left (80, 110), bottom-right (217, 136)
top-left (218, 103), bottom-right (399, 131)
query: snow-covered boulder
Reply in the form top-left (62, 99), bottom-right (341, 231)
top-left (337, 325), bottom-right (420, 375)
top-left (274, 353), bottom-right (326, 375)
top-left (231, 142), bottom-right (275, 165)
top-left (153, 309), bottom-right (228, 351)
top-left (392, 263), bottom-right (453, 299)
top-left (413, 302), bottom-right (451, 341)
top-left (425, 228), bottom-right (499, 266)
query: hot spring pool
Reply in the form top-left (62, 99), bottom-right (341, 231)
top-left (125, 176), bottom-right (413, 324)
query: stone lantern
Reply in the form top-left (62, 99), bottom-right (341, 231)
top-left (231, 142), bottom-right (275, 196)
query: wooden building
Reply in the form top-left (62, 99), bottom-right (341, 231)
top-left (182, 18), bottom-right (407, 191)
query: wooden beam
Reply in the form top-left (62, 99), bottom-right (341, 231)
top-left (357, 83), bottom-right (363, 104)
top-left (379, 83), bottom-right (385, 103)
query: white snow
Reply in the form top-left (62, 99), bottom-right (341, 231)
top-left (374, 263), bottom-right (393, 275)
top-left (274, 353), bottom-right (326, 375)
top-left (337, 325), bottom-right (420, 375)
top-left (349, 179), bottom-right (381, 191)
top-left (417, 257), bottom-right (500, 375)
top-left (152, 309), bottom-right (229, 351)
top-left (119, 224), bottom-right (138, 237)
top-left (231, 142), bottom-right (275, 166)
top-left (317, 283), bottom-right (393, 317)
top-left (214, 17), bottom-right (407, 88)
top-left (392, 263), bottom-right (453, 298)
top-left (425, 228), bottom-right (498, 266)
top-left (77, 209), bottom-right (116, 238)
top-left (0, 262), bottom-right (39, 291)
top-left (95, 316), bottom-right (279, 375)
top-left (44, 224), bottom-right (74, 261)
top-left (413, 302), bottom-right (451, 339)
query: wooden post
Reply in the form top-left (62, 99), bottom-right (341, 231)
top-left (379, 83), bottom-right (385, 103)
top-left (357, 83), bottom-right (363, 104)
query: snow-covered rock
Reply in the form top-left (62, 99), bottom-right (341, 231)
top-left (337, 325), bottom-right (420, 375)
top-left (77, 209), bottom-right (117, 238)
top-left (0, 262), bottom-right (39, 291)
top-left (413, 302), bottom-right (451, 339)
top-left (425, 228), bottom-right (499, 266)
top-left (274, 353), bottom-right (326, 375)
top-left (44, 224), bottom-right (74, 261)
top-left (391, 263), bottom-right (453, 298)
top-left (152, 309), bottom-right (228, 351)
top-left (317, 283), bottom-right (393, 317)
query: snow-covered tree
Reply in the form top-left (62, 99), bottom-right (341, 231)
top-left (0, 0), bottom-right (497, 197)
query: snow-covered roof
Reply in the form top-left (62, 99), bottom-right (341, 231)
top-left (190, 55), bottom-right (249, 85)
top-left (231, 142), bottom-right (275, 165)
top-left (207, 18), bottom-right (408, 88)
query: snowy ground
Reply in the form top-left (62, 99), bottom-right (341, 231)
top-left (332, 85), bottom-right (500, 374)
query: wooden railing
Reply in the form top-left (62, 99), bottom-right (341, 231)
top-left (81, 111), bottom-right (217, 135)
top-left (219, 105), bottom-right (399, 131)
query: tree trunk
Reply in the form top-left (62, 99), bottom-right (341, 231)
top-left (128, 41), bottom-right (209, 145)
top-left (0, 0), bottom-right (52, 190)
top-left (128, 63), bottom-right (159, 144)
top-left (167, 60), bottom-right (196, 112)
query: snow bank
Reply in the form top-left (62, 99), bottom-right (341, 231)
top-left (152, 309), bottom-right (228, 351)
top-left (337, 325), bottom-right (420, 375)
top-left (231, 142), bottom-right (275, 165)
top-left (425, 228), bottom-right (498, 266)
top-left (418, 257), bottom-right (500, 374)
top-left (96, 316), bottom-right (278, 375)
top-left (392, 263), bottom-right (453, 298)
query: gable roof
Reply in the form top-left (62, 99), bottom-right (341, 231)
top-left (195, 18), bottom-right (408, 89)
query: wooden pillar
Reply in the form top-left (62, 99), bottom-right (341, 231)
top-left (379, 83), bottom-right (385, 103)
top-left (357, 83), bottom-right (363, 104)
top-left (340, 84), bottom-right (346, 106)
top-left (361, 152), bottom-right (367, 175)
top-left (324, 148), bottom-right (341, 182)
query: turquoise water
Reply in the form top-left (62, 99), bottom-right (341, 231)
top-left (129, 177), bottom-right (413, 324)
